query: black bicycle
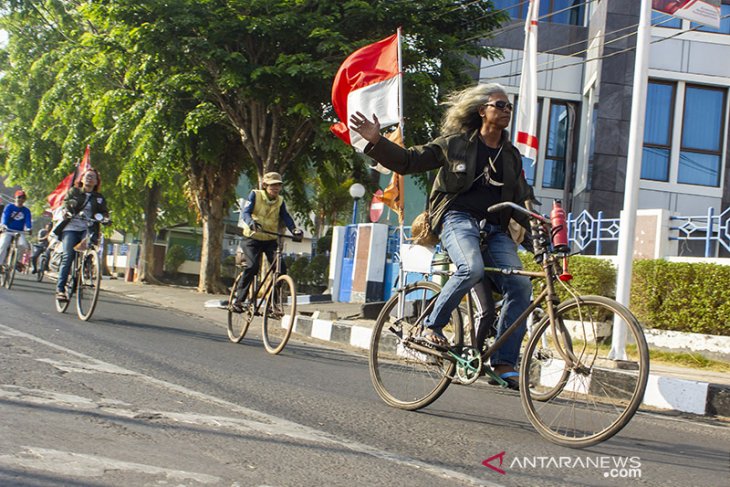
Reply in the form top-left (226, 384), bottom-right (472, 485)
top-left (227, 230), bottom-right (299, 354)
top-left (54, 214), bottom-right (111, 321)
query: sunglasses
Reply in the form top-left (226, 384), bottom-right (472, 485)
top-left (485, 100), bottom-right (513, 111)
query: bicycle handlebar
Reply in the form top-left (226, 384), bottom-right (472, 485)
top-left (256, 228), bottom-right (303, 242)
top-left (487, 201), bottom-right (550, 225)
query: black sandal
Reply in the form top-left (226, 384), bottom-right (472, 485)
top-left (421, 328), bottom-right (449, 347)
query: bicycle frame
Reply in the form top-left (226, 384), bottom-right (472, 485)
top-left (246, 233), bottom-right (286, 317)
top-left (390, 203), bottom-right (580, 372)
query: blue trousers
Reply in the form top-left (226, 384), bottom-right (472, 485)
top-left (425, 210), bottom-right (532, 367)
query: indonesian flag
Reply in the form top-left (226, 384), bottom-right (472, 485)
top-left (47, 145), bottom-right (91, 210)
top-left (514, 0), bottom-right (540, 161)
top-left (330, 33), bottom-right (401, 151)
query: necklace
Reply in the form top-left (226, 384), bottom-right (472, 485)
top-left (475, 140), bottom-right (504, 187)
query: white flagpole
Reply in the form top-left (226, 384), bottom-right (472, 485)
top-left (514, 0), bottom-right (540, 161)
top-left (610, 0), bottom-right (651, 360)
top-left (396, 27), bottom-right (407, 304)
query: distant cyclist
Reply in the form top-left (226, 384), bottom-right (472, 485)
top-left (54, 168), bottom-right (109, 301)
top-left (0, 190), bottom-right (33, 271)
top-left (31, 222), bottom-right (53, 274)
top-left (232, 172), bottom-right (302, 312)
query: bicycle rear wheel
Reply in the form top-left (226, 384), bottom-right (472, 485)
top-left (262, 274), bottom-right (296, 354)
top-left (227, 272), bottom-right (254, 343)
top-left (520, 295), bottom-right (649, 448)
top-left (369, 281), bottom-right (462, 410)
top-left (77, 251), bottom-right (101, 321)
top-left (4, 246), bottom-right (17, 289)
top-left (36, 254), bottom-right (46, 282)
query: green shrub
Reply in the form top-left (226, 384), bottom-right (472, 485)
top-left (518, 252), bottom-right (616, 300)
top-left (164, 244), bottom-right (187, 274)
top-left (287, 256), bottom-right (310, 287)
top-left (308, 254), bottom-right (329, 288)
top-left (631, 260), bottom-right (730, 336)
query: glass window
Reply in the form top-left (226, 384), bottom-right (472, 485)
top-left (544, 0), bottom-right (585, 25)
top-left (494, 0), bottom-right (583, 25)
top-left (691, 4), bottom-right (730, 34)
top-left (641, 81), bottom-right (675, 181)
top-left (543, 102), bottom-right (569, 189)
top-left (492, 0), bottom-right (524, 20)
top-left (651, 10), bottom-right (682, 28)
top-left (678, 85), bottom-right (725, 186)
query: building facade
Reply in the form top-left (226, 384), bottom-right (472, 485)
top-left (481, 0), bottom-right (730, 255)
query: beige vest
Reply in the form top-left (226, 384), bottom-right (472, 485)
top-left (242, 190), bottom-right (283, 241)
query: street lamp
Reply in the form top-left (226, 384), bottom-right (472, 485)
top-left (349, 183), bottom-right (366, 225)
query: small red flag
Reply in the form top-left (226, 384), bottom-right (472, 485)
top-left (47, 145), bottom-right (91, 210)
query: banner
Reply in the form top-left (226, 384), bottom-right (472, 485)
top-left (514, 0), bottom-right (540, 161)
top-left (330, 33), bottom-right (402, 152)
top-left (652, 0), bottom-right (721, 28)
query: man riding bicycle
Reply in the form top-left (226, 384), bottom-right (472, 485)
top-left (232, 172), bottom-right (303, 313)
top-left (0, 190), bottom-right (33, 272)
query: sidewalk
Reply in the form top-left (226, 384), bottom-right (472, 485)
top-left (100, 277), bottom-right (730, 418)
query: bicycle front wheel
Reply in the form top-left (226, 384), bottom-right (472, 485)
top-left (369, 281), bottom-right (462, 410)
top-left (77, 251), bottom-right (101, 321)
top-left (520, 295), bottom-right (649, 448)
top-left (4, 246), bottom-right (18, 289)
top-left (262, 274), bottom-right (296, 354)
top-left (227, 272), bottom-right (254, 343)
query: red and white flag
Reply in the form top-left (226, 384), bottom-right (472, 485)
top-left (330, 33), bottom-right (402, 151)
top-left (47, 145), bottom-right (91, 210)
top-left (514, 0), bottom-right (540, 161)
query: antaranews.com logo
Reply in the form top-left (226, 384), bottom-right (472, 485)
top-left (483, 451), bottom-right (642, 479)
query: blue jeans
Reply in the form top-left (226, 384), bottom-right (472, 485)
top-left (426, 210), bottom-right (532, 368)
top-left (57, 230), bottom-right (86, 293)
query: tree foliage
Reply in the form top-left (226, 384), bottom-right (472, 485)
top-left (0, 0), bottom-right (507, 292)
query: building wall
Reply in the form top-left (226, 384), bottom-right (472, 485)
top-left (479, 0), bottom-right (730, 226)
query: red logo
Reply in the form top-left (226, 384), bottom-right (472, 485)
top-left (482, 451), bottom-right (507, 475)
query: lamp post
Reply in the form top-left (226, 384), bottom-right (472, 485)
top-left (349, 183), bottom-right (366, 225)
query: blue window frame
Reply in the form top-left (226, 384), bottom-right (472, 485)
top-left (543, 102), bottom-right (569, 189)
top-left (678, 85), bottom-right (725, 186)
top-left (691, 4), bottom-right (730, 34)
top-left (642, 81), bottom-right (675, 181)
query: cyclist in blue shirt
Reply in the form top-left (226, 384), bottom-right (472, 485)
top-left (0, 190), bottom-right (33, 270)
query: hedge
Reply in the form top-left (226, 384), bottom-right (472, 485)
top-left (631, 260), bottom-right (730, 336)
top-left (517, 254), bottom-right (730, 337)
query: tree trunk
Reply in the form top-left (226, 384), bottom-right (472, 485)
top-left (198, 192), bottom-right (227, 294)
top-left (138, 182), bottom-right (161, 284)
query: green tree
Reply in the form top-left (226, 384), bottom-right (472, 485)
top-left (2, 0), bottom-right (507, 294)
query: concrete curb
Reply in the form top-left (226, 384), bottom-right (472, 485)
top-left (291, 314), bottom-right (730, 418)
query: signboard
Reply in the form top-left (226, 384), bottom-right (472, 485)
top-left (370, 189), bottom-right (384, 222)
top-left (652, 0), bottom-right (721, 28)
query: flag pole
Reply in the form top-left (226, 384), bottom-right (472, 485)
top-left (396, 27), bottom-right (407, 299)
top-left (611, 0), bottom-right (651, 360)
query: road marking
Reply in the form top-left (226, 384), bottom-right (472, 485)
top-left (0, 447), bottom-right (220, 484)
top-left (0, 324), bottom-right (504, 487)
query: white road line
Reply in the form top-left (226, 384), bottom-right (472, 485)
top-left (0, 447), bottom-right (220, 484)
top-left (0, 324), bottom-right (504, 487)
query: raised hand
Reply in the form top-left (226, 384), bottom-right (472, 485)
top-left (349, 111), bottom-right (381, 144)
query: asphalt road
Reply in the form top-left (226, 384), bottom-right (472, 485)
top-left (1, 275), bottom-right (728, 487)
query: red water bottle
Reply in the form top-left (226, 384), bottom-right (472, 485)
top-left (550, 200), bottom-right (569, 253)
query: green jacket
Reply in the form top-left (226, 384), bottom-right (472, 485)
top-left (366, 129), bottom-right (532, 233)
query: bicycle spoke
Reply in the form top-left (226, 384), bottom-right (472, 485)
top-left (520, 295), bottom-right (649, 448)
top-left (262, 275), bottom-right (296, 354)
top-left (369, 281), bottom-right (462, 410)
